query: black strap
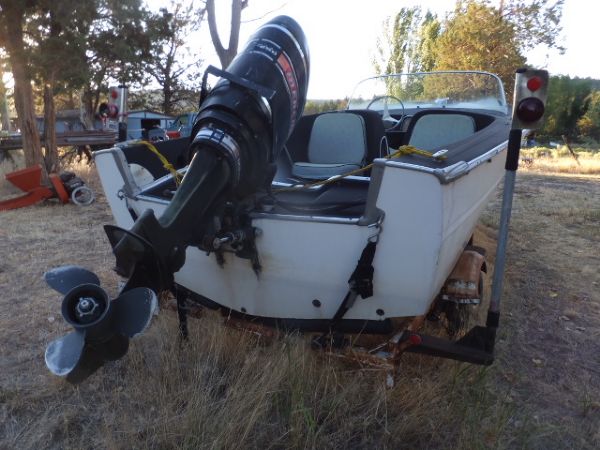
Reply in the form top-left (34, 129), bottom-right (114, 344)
top-left (330, 241), bottom-right (377, 324)
top-left (349, 241), bottom-right (376, 299)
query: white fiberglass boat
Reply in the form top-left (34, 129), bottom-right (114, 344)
top-left (95, 71), bottom-right (509, 332)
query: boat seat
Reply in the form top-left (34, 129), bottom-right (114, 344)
top-left (291, 111), bottom-right (387, 180)
top-left (406, 111), bottom-right (476, 151)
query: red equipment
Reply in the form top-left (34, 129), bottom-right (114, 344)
top-left (0, 165), bottom-right (70, 211)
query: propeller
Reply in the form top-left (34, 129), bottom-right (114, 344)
top-left (44, 266), bottom-right (157, 383)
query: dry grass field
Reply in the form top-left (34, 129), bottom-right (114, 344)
top-left (0, 151), bottom-right (599, 449)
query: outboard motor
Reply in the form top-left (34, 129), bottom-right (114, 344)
top-left (191, 15), bottom-right (310, 196)
top-left (109, 15), bottom-right (310, 289)
top-left (44, 16), bottom-right (310, 382)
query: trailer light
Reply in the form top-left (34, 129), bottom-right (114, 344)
top-left (516, 97), bottom-right (545, 123)
top-left (527, 76), bottom-right (543, 92)
top-left (409, 334), bottom-right (422, 345)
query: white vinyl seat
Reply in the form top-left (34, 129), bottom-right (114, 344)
top-left (408, 114), bottom-right (476, 150)
top-left (292, 113), bottom-right (367, 179)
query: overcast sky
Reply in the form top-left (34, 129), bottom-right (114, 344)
top-left (183, 0), bottom-right (595, 99)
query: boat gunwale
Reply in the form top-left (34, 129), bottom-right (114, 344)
top-left (380, 139), bottom-right (508, 184)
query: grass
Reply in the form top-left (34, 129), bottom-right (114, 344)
top-left (1, 154), bottom-right (600, 449)
top-left (520, 145), bottom-right (600, 175)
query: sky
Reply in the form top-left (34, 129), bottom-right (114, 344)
top-left (188, 0), bottom-right (597, 99)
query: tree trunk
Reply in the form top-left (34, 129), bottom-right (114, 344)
top-left (163, 79), bottom-right (172, 115)
top-left (43, 79), bottom-right (59, 173)
top-left (81, 87), bottom-right (95, 130)
top-left (1, 2), bottom-right (45, 172)
top-left (42, 8), bottom-right (60, 174)
top-left (0, 0), bottom-right (47, 179)
top-left (206, 0), bottom-right (247, 69)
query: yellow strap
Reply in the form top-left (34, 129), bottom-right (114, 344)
top-left (273, 145), bottom-right (446, 193)
top-left (135, 140), bottom-right (183, 186)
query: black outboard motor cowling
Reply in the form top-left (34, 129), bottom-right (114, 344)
top-left (108, 15), bottom-right (310, 292)
top-left (190, 15), bottom-right (310, 195)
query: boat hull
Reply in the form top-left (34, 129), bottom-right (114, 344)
top-left (95, 139), bottom-right (506, 322)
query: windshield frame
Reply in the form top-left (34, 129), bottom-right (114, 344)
top-left (347, 71), bottom-right (508, 115)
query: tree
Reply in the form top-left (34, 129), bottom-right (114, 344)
top-left (499, 0), bottom-right (565, 53)
top-left (416, 12), bottom-right (441, 73)
top-left (373, 7), bottom-right (440, 76)
top-left (434, 0), bottom-right (564, 98)
top-left (434, 1), bottom-right (526, 94)
top-left (541, 75), bottom-right (596, 139)
top-left (577, 91), bottom-right (600, 141)
top-left (0, 0), bottom-right (150, 173)
top-left (376, 1), bottom-right (565, 102)
top-left (31, 0), bottom-right (94, 172)
top-left (0, 1), bottom-right (45, 172)
top-left (79, 0), bottom-right (152, 129)
top-left (145, 1), bottom-right (206, 115)
top-left (206, 0), bottom-right (248, 69)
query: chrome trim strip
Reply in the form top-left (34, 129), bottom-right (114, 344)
top-left (271, 174), bottom-right (371, 191)
top-left (251, 211), bottom-right (360, 225)
top-left (132, 195), bottom-right (365, 225)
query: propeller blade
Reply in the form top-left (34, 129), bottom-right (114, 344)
top-left (45, 330), bottom-right (86, 376)
top-left (45, 330), bottom-right (130, 384)
top-left (111, 287), bottom-right (158, 338)
top-left (44, 265), bottom-right (100, 295)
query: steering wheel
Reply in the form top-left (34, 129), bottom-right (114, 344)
top-left (366, 95), bottom-right (405, 129)
top-left (366, 95), bottom-right (402, 110)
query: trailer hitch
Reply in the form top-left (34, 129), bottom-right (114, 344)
top-left (399, 312), bottom-right (498, 366)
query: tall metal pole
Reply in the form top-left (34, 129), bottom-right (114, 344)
top-left (489, 128), bottom-right (522, 316)
top-left (487, 68), bottom-right (548, 335)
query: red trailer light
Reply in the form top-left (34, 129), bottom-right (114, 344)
top-left (527, 76), bottom-right (543, 92)
top-left (409, 334), bottom-right (422, 345)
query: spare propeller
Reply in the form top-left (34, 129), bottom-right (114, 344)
top-left (44, 266), bottom-right (157, 383)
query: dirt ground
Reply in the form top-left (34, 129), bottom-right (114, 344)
top-left (479, 172), bottom-right (600, 447)
top-left (0, 164), bottom-right (598, 449)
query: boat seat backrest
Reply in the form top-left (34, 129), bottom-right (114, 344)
top-left (406, 111), bottom-right (476, 151)
top-left (290, 110), bottom-right (387, 180)
top-left (308, 112), bottom-right (366, 164)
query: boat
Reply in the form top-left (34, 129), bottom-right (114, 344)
top-left (42, 16), bottom-right (549, 383)
top-left (98, 70), bottom-right (510, 325)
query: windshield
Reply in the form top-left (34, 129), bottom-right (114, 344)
top-left (347, 71), bottom-right (507, 114)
